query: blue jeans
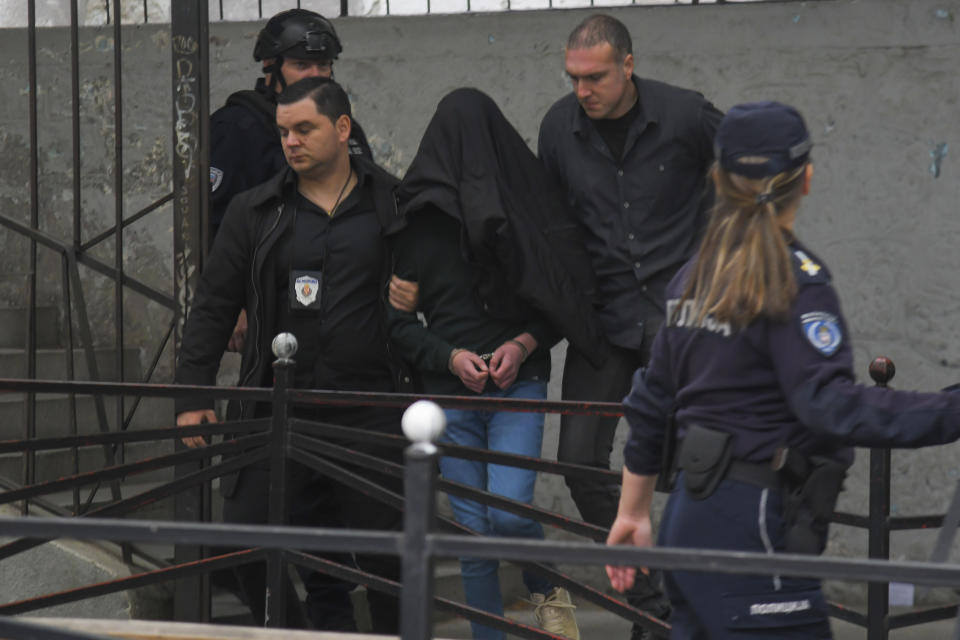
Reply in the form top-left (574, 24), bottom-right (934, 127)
top-left (440, 379), bottom-right (553, 640)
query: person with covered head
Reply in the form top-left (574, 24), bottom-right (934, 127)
top-left (387, 88), bottom-right (608, 640)
top-left (606, 101), bottom-right (960, 638)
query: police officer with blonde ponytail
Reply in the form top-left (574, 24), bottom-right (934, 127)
top-left (606, 101), bottom-right (960, 638)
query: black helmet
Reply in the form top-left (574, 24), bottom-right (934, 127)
top-left (253, 9), bottom-right (342, 63)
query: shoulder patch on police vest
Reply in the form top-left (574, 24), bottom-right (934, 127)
top-left (800, 311), bottom-right (842, 356)
top-left (210, 167), bottom-right (224, 192)
top-left (791, 249), bottom-right (830, 283)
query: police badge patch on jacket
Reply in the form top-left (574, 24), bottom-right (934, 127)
top-left (291, 270), bottom-right (323, 310)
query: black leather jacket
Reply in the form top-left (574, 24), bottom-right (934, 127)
top-left (175, 158), bottom-right (408, 419)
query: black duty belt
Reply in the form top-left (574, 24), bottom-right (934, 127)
top-left (674, 424), bottom-right (785, 500)
top-left (725, 459), bottom-right (782, 489)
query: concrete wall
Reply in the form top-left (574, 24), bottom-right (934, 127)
top-left (0, 23), bottom-right (176, 374)
top-left (2, 0), bottom-right (960, 604)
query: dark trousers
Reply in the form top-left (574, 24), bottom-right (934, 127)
top-left (559, 336), bottom-right (670, 619)
top-left (660, 475), bottom-right (833, 638)
top-left (223, 405), bottom-right (403, 633)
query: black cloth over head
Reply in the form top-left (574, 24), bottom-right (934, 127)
top-left (396, 88), bottom-right (608, 366)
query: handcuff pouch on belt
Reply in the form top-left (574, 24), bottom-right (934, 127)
top-left (676, 424), bottom-right (733, 501)
top-left (655, 410), bottom-right (680, 493)
top-left (778, 450), bottom-right (847, 555)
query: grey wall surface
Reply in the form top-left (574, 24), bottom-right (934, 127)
top-left (2, 0), bottom-right (959, 604)
top-left (0, 23), bottom-right (176, 375)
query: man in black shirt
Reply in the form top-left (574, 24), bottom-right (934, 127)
top-left (538, 14), bottom-right (722, 638)
top-left (210, 8), bottom-right (372, 245)
top-left (176, 77), bottom-right (404, 633)
top-left (210, 8), bottom-right (378, 352)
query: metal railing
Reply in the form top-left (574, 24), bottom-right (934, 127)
top-left (2, 0), bottom-right (181, 525)
top-left (5, 0), bottom-right (828, 26)
top-left (3, 354), bottom-right (960, 638)
top-left (1, 349), bottom-right (960, 638)
top-left (5, 515), bottom-right (960, 639)
top-left (824, 358), bottom-right (960, 638)
top-left (2, 0), bottom-right (832, 544)
top-left (0, 342), bottom-right (667, 638)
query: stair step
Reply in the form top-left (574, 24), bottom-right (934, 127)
top-left (39, 478), bottom-right (179, 522)
top-left (0, 438), bottom-right (176, 485)
top-left (0, 504), bottom-right (172, 620)
top-left (0, 394), bottom-right (176, 439)
top-left (0, 306), bottom-right (61, 348)
top-left (0, 347), bottom-right (141, 381)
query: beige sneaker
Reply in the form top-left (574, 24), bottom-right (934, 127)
top-left (531, 587), bottom-right (580, 639)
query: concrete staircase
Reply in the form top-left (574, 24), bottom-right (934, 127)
top-left (0, 304), bottom-right (182, 618)
top-left (0, 305), bottom-right (175, 500)
top-left (0, 305), bottom-right (482, 628)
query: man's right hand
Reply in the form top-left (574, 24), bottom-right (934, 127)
top-left (389, 275), bottom-right (419, 312)
top-left (450, 350), bottom-right (489, 394)
top-left (177, 409), bottom-right (217, 448)
top-left (227, 310), bottom-right (248, 352)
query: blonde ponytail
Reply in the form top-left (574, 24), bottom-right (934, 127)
top-left (681, 163), bottom-right (807, 328)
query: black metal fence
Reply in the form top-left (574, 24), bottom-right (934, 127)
top-left (2, 349), bottom-right (960, 639)
top-left (0, 368), bottom-right (665, 638)
top-left (3, 3), bottom-right (960, 639)
top-left (0, 0), bottom-right (831, 555)
top-left (9, 0), bottom-right (830, 27)
top-left (0, 344), bottom-right (668, 638)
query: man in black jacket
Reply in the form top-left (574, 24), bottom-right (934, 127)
top-left (210, 8), bottom-right (372, 245)
top-left (211, 8), bottom-right (379, 352)
top-left (177, 77), bottom-right (403, 633)
top-left (538, 14), bottom-right (722, 639)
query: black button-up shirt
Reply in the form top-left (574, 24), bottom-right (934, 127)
top-left (274, 160), bottom-right (393, 391)
top-left (539, 76), bottom-right (722, 350)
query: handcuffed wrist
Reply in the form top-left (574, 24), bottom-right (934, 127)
top-left (448, 348), bottom-right (468, 373)
top-left (507, 339), bottom-right (529, 362)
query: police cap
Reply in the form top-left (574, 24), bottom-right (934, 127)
top-left (715, 101), bottom-right (812, 179)
top-left (253, 9), bottom-right (342, 63)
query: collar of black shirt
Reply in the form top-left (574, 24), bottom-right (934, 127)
top-left (572, 75), bottom-right (654, 136)
top-left (288, 156), bottom-right (373, 216)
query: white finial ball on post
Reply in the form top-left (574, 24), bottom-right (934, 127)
top-left (271, 332), bottom-right (298, 360)
top-left (402, 400), bottom-right (446, 444)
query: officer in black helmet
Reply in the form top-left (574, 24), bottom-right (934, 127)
top-left (209, 8), bottom-right (372, 246)
top-left (210, 9), bottom-right (380, 353)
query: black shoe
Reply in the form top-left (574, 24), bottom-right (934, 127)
top-left (631, 621), bottom-right (669, 640)
top-left (626, 569), bottom-right (670, 639)
top-left (629, 604), bottom-right (671, 640)
top-left (630, 625), bottom-right (651, 640)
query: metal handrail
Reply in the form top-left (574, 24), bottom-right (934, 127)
top-left (2, 357), bottom-right (960, 638)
